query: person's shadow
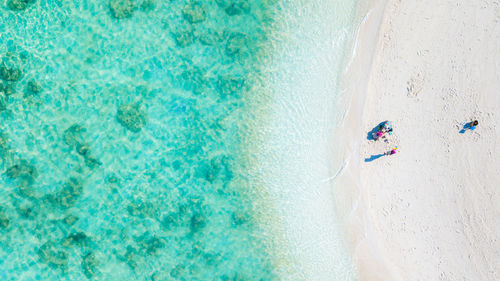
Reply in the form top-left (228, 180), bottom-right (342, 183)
top-left (365, 153), bottom-right (385, 162)
top-left (367, 122), bottom-right (387, 140)
top-left (459, 122), bottom-right (475, 134)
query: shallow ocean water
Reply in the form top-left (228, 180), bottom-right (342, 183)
top-left (0, 0), bottom-right (283, 280)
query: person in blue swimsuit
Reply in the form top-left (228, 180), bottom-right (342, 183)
top-left (460, 120), bottom-right (478, 133)
top-left (468, 120), bottom-right (479, 130)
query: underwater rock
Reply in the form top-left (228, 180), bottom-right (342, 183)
top-left (62, 232), bottom-right (89, 247)
top-left (82, 252), bottom-right (99, 278)
top-left (214, 0), bottom-right (228, 8)
top-left (150, 272), bottom-right (161, 281)
top-left (189, 213), bottom-right (206, 233)
top-left (84, 156), bottom-right (102, 168)
top-left (109, 0), bottom-right (135, 19)
top-left (0, 82), bottom-right (17, 96)
top-left (231, 212), bottom-right (248, 227)
top-left (178, 66), bottom-right (207, 94)
top-left (38, 241), bottom-right (68, 268)
top-left (122, 245), bottom-right (139, 270)
top-left (7, 0), bottom-right (35, 11)
top-left (116, 103), bottom-right (147, 132)
top-left (182, 1), bottom-right (206, 23)
top-left (170, 264), bottom-right (185, 279)
top-left (76, 143), bottom-right (90, 156)
top-left (161, 212), bottom-right (182, 230)
top-left (225, 32), bottom-right (248, 56)
top-left (140, 0), bottom-right (155, 11)
top-left (136, 234), bottom-right (164, 255)
top-left (217, 75), bottom-right (245, 97)
top-left (6, 159), bottom-right (38, 185)
top-left (63, 124), bottom-right (86, 148)
top-left (198, 156), bottom-right (233, 183)
top-left (225, 1), bottom-right (250, 16)
top-left (0, 130), bottom-right (9, 153)
top-left (0, 94), bottom-right (6, 112)
top-left (63, 124), bottom-right (101, 168)
top-left (0, 211), bottom-right (9, 228)
top-left (126, 201), bottom-right (157, 218)
top-left (0, 54), bottom-right (23, 81)
top-left (49, 177), bottom-right (84, 208)
top-left (63, 214), bottom-right (79, 225)
top-left (25, 79), bottom-right (42, 96)
top-left (18, 184), bottom-right (37, 198)
top-left (198, 29), bottom-right (226, 46)
top-left (215, 0), bottom-right (250, 16)
top-left (58, 177), bottom-right (84, 207)
top-left (172, 26), bottom-right (196, 47)
top-left (18, 204), bottom-right (37, 219)
top-left (203, 252), bottom-right (222, 266)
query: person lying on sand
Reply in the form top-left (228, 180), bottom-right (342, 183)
top-left (459, 120), bottom-right (479, 133)
top-left (384, 147), bottom-right (398, 156)
top-left (468, 120), bottom-right (479, 130)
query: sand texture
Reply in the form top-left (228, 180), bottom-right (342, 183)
top-left (359, 0), bottom-right (500, 280)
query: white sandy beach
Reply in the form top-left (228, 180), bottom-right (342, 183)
top-left (340, 0), bottom-right (500, 280)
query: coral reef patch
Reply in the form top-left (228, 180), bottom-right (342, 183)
top-left (116, 103), bottom-right (148, 132)
top-left (109, 0), bottom-right (135, 19)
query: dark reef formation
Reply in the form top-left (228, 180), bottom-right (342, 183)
top-left (62, 232), bottom-right (90, 248)
top-left (45, 177), bottom-right (84, 208)
top-left (63, 214), bottom-right (79, 226)
top-left (0, 54), bottom-right (23, 82)
top-left (0, 130), bottom-right (10, 156)
top-left (0, 82), bottom-right (17, 96)
top-left (7, 0), bottom-right (36, 11)
top-left (0, 94), bottom-right (6, 112)
top-left (25, 79), bottom-right (42, 96)
top-left (215, 0), bottom-right (250, 16)
top-left (217, 75), bottom-right (245, 98)
top-left (109, 0), bottom-right (135, 19)
top-left (182, 1), bottom-right (206, 23)
top-left (116, 103), bottom-right (148, 132)
top-left (82, 252), bottom-right (99, 278)
top-left (0, 209), bottom-right (9, 229)
top-left (63, 124), bottom-right (101, 168)
top-left (38, 241), bottom-right (68, 269)
top-left (5, 159), bottom-right (38, 186)
top-left (172, 25), bottom-right (196, 47)
top-left (225, 32), bottom-right (248, 56)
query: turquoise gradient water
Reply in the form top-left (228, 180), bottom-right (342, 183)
top-left (0, 1), bottom-right (283, 280)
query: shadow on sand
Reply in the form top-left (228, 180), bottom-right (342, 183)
top-left (364, 153), bottom-right (385, 162)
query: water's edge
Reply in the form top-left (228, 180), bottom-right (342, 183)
top-left (331, 0), bottom-right (400, 280)
top-left (252, 0), bottom-right (367, 279)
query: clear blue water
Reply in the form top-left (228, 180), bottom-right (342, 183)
top-left (0, 0), bottom-right (283, 280)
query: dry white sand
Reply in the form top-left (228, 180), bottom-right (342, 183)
top-left (347, 0), bottom-right (500, 280)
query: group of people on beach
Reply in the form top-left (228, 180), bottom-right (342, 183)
top-left (372, 120), bottom-right (398, 156)
top-left (371, 119), bottom-right (479, 158)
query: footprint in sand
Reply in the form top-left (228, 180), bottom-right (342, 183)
top-left (406, 73), bottom-right (424, 98)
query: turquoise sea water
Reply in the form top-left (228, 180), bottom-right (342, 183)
top-left (0, 0), bottom-right (363, 280)
top-left (0, 1), bottom-right (283, 280)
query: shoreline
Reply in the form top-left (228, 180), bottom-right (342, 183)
top-left (341, 0), bottom-right (500, 280)
top-left (332, 0), bottom-right (398, 280)
top-left (253, 0), bottom-right (366, 279)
